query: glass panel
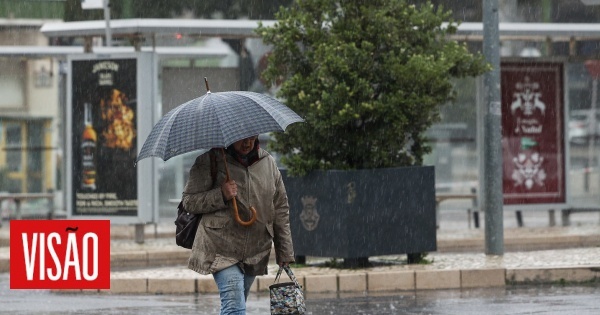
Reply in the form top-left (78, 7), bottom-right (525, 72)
top-left (425, 77), bottom-right (479, 195)
top-left (5, 178), bottom-right (22, 194)
top-left (27, 122), bottom-right (44, 192)
top-left (567, 62), bottom-right (600, 207)
top-left (158, 151), bottom-right (197, 219)
top-left (5, 123), bottom-right (22, 172)
top-left (27, 123), bottom-right (43, 173)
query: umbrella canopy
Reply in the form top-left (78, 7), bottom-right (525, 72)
top-left (137, 90), bottom-right (304, 162)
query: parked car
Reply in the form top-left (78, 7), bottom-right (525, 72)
top-left (568, 109), bottom-right (600, 144)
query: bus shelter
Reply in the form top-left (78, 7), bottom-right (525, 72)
top-left (30, 19), bottom-right (600, 229)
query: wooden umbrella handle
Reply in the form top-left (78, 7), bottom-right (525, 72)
top-left (220, 148), bottom-right (257, 226)
top-left (233, 203), bottom-right (257, 227)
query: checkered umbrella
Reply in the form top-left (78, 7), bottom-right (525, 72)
top-left (136, 90), bottom-right (304, 163)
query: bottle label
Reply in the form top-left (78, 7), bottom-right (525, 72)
top-left (81, 139), bottom-right (97, 190)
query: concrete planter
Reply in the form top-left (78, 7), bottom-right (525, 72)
top-left (282, 166), bottom-right (437, 266)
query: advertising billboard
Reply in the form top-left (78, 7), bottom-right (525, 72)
top-left (501, 62), bottom-right (566, 206)
top-left (67, 53), bottom-right (156, 223)
top-left (71, 58), bottom-right (137, 216)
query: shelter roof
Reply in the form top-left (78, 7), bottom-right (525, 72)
top-left (455, 22), bottom-right (600, 41)
top-left (0, 45), bottom-right (230, 59)
top-left (0, 18), bottom-right (61, 29)
top-left (39, 18), bottom-right (600, 42)
top-left (40, 19), bottom-right (275, 39)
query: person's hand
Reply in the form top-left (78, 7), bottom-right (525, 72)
top-left (221, 180), bottom-right (237, 201)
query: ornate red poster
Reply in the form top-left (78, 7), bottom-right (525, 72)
top-left (501, 62), bottom-right (566, 205)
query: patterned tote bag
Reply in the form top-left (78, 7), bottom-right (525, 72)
top-left (269, 265), bottom-right (306, 314)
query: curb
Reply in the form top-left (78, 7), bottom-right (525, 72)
top-left (46, 266), bottom-right (600, 295)
top-left (436, 234), bottom-right (600, 252)
top-left (2, 235), bottom-right (599, 273)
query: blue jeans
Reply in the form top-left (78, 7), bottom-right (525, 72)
top-left (213, 265), bottom-right (256, 315)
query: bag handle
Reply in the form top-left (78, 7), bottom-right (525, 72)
top-left (274, 265), bottom-right (301, 288)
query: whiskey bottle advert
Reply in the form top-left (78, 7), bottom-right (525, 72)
top-left (71, 58), bottom-right (138, 216)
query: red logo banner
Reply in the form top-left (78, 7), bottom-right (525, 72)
top-left (10, 220), bottom-right (110, 289)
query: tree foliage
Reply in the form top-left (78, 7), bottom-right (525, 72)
top-left (257, 0), bottom-right (490, 176)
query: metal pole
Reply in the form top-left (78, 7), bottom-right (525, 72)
top-left (59, 60), bottom-right (67, 218)
top-left (103, 0), bottom-right (112, 47)
top-left (483, 0), bottom-right (504, 255)
top-left (587, 78), bottom-right (597, 168)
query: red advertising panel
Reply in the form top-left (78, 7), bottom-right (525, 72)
top-left (501, 62), bottom-right (565, 205)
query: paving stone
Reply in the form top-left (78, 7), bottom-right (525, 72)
top-left (461, 268), bottom-right (505, 288)
top-left (146, 250), bottom-right (189, 265)
top-left (257, 275), bottom-right (277, 292)
top-left (368, 271), bottom-right (414, 292)
top-left (304, 274), bottom-right (337, 293)
top-left (416, 270), bottom-right (460, 290)
top-left (339, 273), bottom-right (367, 292)
top-left (197, 277), bottom-right (219, 293)
top-left (106, 278), bottom-right (147, 294)
top-left (508, 266), bottom-right (600, 284)
top-left (110, 251), bottom-right (147, 268)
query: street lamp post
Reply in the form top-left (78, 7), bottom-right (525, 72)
top-left (483, 0), bottom-right (504, 256)
top-left (81, 0), bottom-right (112, 47)
top-left (103, 0), bottom-right (112, 47)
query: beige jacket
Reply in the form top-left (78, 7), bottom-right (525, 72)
top-left (182, 148), bottom-right (295, 276)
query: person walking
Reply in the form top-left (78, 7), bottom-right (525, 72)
top-left (182, 135), bottom-right (295, 315)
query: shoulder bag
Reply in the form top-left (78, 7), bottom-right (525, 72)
top-left (269, 265), bottom-right (306, 315)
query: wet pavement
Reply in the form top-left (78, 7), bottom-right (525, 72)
top-left (1, 208), bottom-right (599, 313)
top-left (2, 271), bottom-right (599, 315)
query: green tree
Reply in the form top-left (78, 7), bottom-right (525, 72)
top-left (257, 0), bottom-right (490, 176)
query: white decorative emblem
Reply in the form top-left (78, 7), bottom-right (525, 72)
top-left (511, 76), bottom-right (546, 135)
top-left (299, 196), bottom-right (320, 231)
top-left (511, 139), bottom-right (547, 189)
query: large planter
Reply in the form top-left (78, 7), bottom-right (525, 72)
top-left (282, 166), bottom-right (436, 264)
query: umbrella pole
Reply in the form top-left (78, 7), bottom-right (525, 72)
top-left (220, 148), bottom-right (257, 226)
top-left (204, 77), bottom-right (211, 93)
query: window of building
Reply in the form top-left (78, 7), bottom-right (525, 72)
top-left (0, 119), bottom-right (49, 193)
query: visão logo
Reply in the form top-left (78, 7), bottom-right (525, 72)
top-left (10, 220), bottom-right (110, 289)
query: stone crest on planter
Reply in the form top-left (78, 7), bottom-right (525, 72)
top-left (299, 195), bottom-right (320, 231)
